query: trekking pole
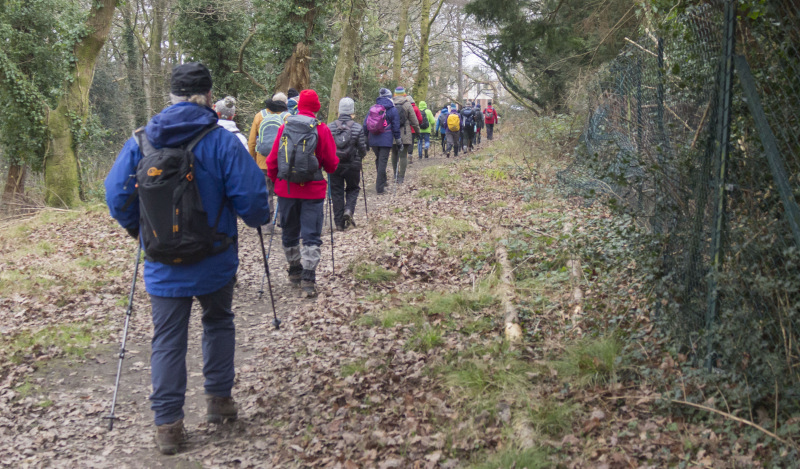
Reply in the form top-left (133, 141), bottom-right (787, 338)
top-left (327, 177), bottom-right (336, 275)
top-left (393, 149), bottom-right (400, 197)
top-left (361, 169), bottom-right (369, 221)
top-left (258, 199), bottom-right (279, 299)
top-left (105, 243), bottom-right (142, 431)
top-left (256, 226), bottom-right (281, 330)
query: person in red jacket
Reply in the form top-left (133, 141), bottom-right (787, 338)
top-left (484, 101), bottom-right (499, 140)
top-left (409, 97), bottom-right (424, 164)
top-left (266, 89), bottom-right (339, 297)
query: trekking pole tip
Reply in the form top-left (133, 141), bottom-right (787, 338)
top-left (103, 414), bottom-right (116, 431)
top-left (273, 318), bottom-right (281, 330)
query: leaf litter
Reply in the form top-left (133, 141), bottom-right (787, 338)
top-left (0, 127), bottom-right (777, 467)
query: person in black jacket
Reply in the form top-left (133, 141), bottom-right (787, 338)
top-left (329, 97), bottom-right (367, 230)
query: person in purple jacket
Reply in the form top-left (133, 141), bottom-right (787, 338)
top-left (363, 88), bottom-right (401, 194)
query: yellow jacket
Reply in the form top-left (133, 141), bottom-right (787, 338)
top-left (247, 111), bottom-right (266, 170)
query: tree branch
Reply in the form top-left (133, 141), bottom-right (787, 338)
top-left (233, 27), bottom-right (268, 93)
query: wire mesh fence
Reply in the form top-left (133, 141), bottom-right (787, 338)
top-left (560, 0), bottom-right (800, 413)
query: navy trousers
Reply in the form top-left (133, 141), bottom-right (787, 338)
top-left (149, 278), bottom-right (236, 425)
top-left (278, 196), bottom-right (324, 248)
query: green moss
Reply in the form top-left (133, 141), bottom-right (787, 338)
top-left (6, 322), bottom-right (102, 364)
top-left (341, 358), bottom-right (368, 377)
top-left (470, 447), bottom-right (550, 469)
top-left (551, 337), bottom-right (623, 387)
top-left (406, 325), bottom-right (444, 353)
top-left (351, 262), bottom-right (398, 283)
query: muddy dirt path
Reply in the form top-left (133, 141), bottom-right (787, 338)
top-left (4, 143), bottom-right (481, 468)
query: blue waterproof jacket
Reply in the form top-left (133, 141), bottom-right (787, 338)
top-left (435, 108), bottom-right (449, 134)
top-left (364, 97), bottom-right (401, 148)
top-left (105, 102), bottom-right (270, 297)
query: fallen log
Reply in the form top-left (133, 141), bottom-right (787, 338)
top-left (493, 229), bottom-right (522, 342)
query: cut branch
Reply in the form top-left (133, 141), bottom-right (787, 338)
top-left (493, 228), bottom-right (522, 342)
top-left (233, 28), bottom-right (268, 93)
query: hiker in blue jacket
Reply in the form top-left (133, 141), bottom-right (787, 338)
top-left (435, 106), bottom-right (449, 154)
top-left (104, 62), bottom-right (270, 455)
top-left (363, 88), bottom-right (401, 194)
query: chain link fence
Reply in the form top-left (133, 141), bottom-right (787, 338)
top-left (560, 0), bottom-right (800, 414)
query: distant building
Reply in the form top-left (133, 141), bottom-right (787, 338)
top-left (472, 89), bottom-right (496, 110)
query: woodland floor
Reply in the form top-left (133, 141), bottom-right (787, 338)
top-left (0, 124), bottom-right (781, 468)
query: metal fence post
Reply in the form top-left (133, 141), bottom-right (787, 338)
top-left (734, 55), bottom-right (800, 248)
top-left (705, 0), bottom-right (736, 372)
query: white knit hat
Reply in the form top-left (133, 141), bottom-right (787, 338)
top-left (339, 97), bottom-right (355, 115)
top-left (214, 96), bottom-right (236, 118)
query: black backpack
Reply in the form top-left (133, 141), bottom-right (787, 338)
top-left (419, 111), bottom-right (430, 130)
top-left (331, 119), bottom-right (356, 163)
top-left (462, 108), bottom-right (475, 128)
top-left (276, 114), bottom-right (323, 189)
top-left (133, 124), bottom-right (234, 265)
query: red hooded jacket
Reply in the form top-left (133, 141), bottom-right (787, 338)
top-left (266, 90), bottom-right (339, 199)
top-left (484, 106), bottom-right (498, 125)
top-left (410, 103), bottom-right (424, 134)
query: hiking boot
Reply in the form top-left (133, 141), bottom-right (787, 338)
top-left (343, 210), bottom-right (356, 229)
top-left (300, 269), bottom-right (317, 298)
top-left (335, 224), bottom-right (345, 232)
top-left (287, 263), bottom-right (302, 287)
top-left (424, 149), bottom-right (429, 159)
top-left (154, 419), bottom-right (186, 455)
top-left (206, 395), bottom-right (238, 424)
top-left (300, 280), bottom-right (317, 298)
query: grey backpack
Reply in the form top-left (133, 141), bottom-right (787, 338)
top-left (276, 114), bottom-right (323, 190)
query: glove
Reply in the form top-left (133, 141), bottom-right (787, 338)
top-left (261, 212), bottom-right (271, 226)
top-left (393, 139), bottom-right (401, 146)
top-left (125, 227), bottom-right (139, 239)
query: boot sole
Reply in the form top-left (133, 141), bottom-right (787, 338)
top-left (207, 413), bottom-right (238, 424)
top-left (156, 443), bottom-right (180, 456)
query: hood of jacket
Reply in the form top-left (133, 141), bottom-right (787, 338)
top-left (217, 119), bottom-right (240, 133)
top-left (376, 96), bottom-right (395, 109)
top-left (145, 102), bottom-right (218, 149)
top-left (393, 95), bottom-right (410, 107)
top-left (419, 101), bottom-right (428, 111)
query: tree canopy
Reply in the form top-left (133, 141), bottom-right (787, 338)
top-left (465, 0), bottom-right (639, 111)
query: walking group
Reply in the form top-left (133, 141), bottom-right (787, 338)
top-left (103, 62), bottom-right (500, 455)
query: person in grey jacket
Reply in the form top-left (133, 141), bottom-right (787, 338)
top-left (391, 86), bottom-right (420, 183)
top-left (329, 97), bottom-right (367, 230)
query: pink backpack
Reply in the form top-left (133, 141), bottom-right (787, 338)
top-left (365, 104), bottom-right (389, 134)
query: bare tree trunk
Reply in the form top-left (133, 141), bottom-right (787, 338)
top-left (457, 13), bottom-right (464, 102)
top-left (124, 18), bottom-right (148, 128)
top-left (412, 0), bottom-right (444, 102)
top-left (277, 0), bottom-right (320, 93)
top-left (148, 0), bottom-right (167, 112)
top-left (392, 0), bottom-right (413, 85)
top-left (276, 42), bottom-right (312, 93)
top-left (44, 0), bottom-right (116, 208)
top-left (327, 0), bottom-right (365, 123)
top-left (2, 163), bottom-right (26, 210)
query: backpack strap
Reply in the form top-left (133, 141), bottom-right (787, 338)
top-left (121, 127), bottom-right (149, 212)
top-left (261, 109), bottom-right (268, 118)
top-left (184, 123), bottom-right (220, 152)
top-left (179, 124), bottom-right (235, 252)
